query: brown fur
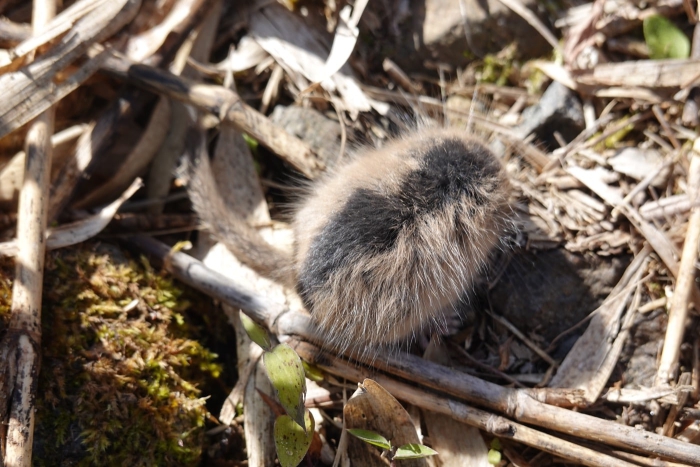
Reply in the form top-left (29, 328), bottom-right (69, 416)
top-left (293, 129), bottom-right (512, 353)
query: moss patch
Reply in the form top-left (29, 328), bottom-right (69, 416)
top-left (0, 243), bottom-right (224, 466)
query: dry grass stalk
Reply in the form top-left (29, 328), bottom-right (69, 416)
top-left (567, 165), bottom-right (700, 308)
top-left (656, 143), bottom-right (700, 385)
top-left (1, 116), bottom-right (51, 467)
top-left (145, 2), bottom-right (221, 215)
top-left (494, 0), bottom-right (561, 55)
top-left (0, 1), bottom-right (56, 463)
top-left (0, 0), bottom-right (110, 66)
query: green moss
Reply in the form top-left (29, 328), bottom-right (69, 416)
top-left (477, 45), bottom-right (518, 87)
top-left (0, 244), bottom-right (222, 466)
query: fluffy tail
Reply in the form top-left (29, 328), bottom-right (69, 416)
top-left (186, 129), bottom-right (295, 286)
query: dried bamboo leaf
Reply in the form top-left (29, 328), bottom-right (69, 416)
top-left (2, 0), bottom-right (110, 66)
top-left (249, 3), bottom-right (373, 117)
top-left (0, 0), bottom-right (141, 139)
top-left (125, 0), bottom-right (208, 61)
top-left (0, 178), bottom-right (142, 257)
top-left (550, 251), bottom-right (648, 403)
top-left (73, 98), bottom-right (170, 209)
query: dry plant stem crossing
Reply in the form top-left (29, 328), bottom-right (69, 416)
top-left (99, 58), bottom-right (322, 178)
top-left (128, 236), bottom-right (700, 465)
top-left (1, 2), bottom-right (56, 465)
top-left (656, 144), bottom-right (700, 385)
top-left (290, 340), bottom-right (642, 467)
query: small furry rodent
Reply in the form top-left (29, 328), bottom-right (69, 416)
top-left (189, 127), bottom-right (512, 353)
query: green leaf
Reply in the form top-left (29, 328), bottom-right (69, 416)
top-left (240, 311), bottom-right (271, 350)
top-left (488, 448), bottom-right (502, 465)
top-left (643, 15), bottom-right (690, 59)
top-left (242, 133), bottom-right (259, 152)
top-left (393, 443), bottom-right (438, 459)
top-left (346, 429), bottom-right (391, 451)
top-left (302, 361), bottom-right (324, 382)
top-left (274, 412), bottom-right (314, 467)
top-left (263, 343), bottom-right (306, 428)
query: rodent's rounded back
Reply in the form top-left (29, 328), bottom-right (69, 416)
top-left (293, 128), bottom-right (512, 353)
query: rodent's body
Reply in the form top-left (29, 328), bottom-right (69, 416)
top-left (293, 129), bottom-right (511, 351)
top-left (189, 128), bottom-right (512, 353)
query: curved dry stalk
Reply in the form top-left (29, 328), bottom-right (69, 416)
top-left (100, 58), bottom-right (324, 179)
top-left (0, 178), bottom-right (142, 257)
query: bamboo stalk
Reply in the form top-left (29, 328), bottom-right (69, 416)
top-left (2, 1), bottom-right (56, 464)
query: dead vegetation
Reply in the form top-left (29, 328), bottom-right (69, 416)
top-left (0, 0), bottom-right (700, 465)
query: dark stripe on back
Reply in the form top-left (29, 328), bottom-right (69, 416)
top-left (297, 137), bottom-right (501, 301)
top-left (403, 138), bottom-right (499, 210)
top-left (298, 186), bottom-right (413, 301)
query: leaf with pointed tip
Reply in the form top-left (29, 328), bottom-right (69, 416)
top-left (263, 343), bottom-right (306, 428)
top-left (240, 311), bottom-right (271, 350)
top-left (302, 360), bottom-right (324, 382)
top-left (347, 429), bottom-right (391, 451)
top-left (274, 411), bottom-right (314, 467)
top-left (393, 443), bottom-right (438, 460)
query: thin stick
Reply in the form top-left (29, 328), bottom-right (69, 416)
top-left (656, 142), bottom-right (700, 385)
top-left (2, 1), bottom-right (56, 464)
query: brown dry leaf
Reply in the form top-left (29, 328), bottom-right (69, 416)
top-left (125, 0), bottom-right (208, 61)
top-left (214, 36), bottom-right (269, 73)
top-left (424, 418), bottom-right (489, 467)
top-left (74, 98), bottom-right (171, 209)
top-left (344, 379), bottom-right (428, 467)
top-left (608, 147), bottom-right (670, 187)
top-left (310, 0), bottom-right (368, 84)
top-left (422, 340), bottom-right (490, 467)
